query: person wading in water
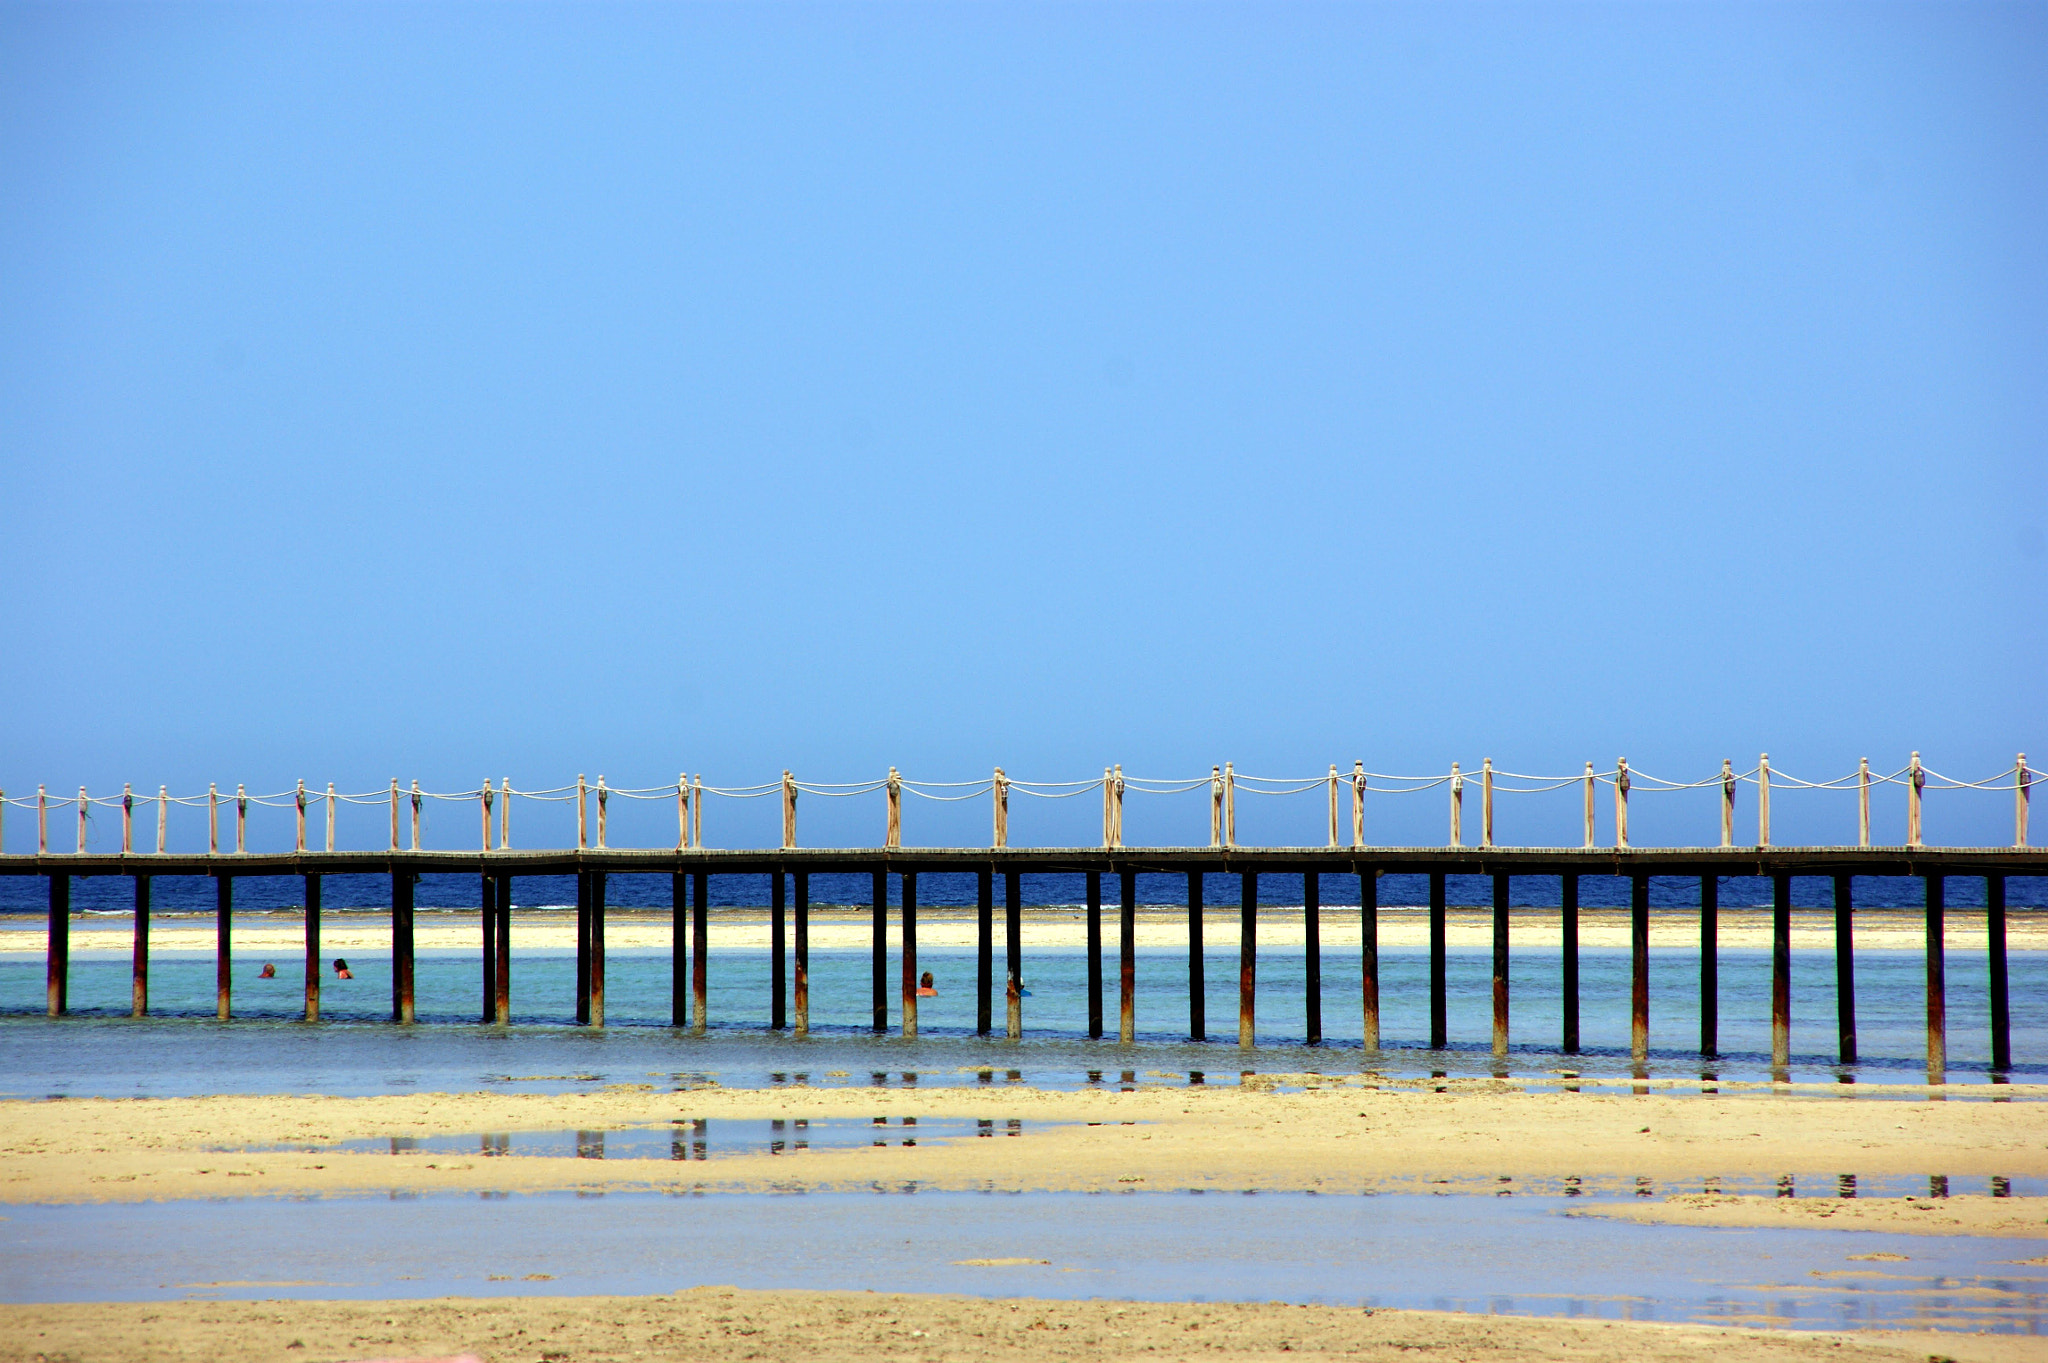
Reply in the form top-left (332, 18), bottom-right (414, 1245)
top-left (333, 958), bottom-right (353, 980)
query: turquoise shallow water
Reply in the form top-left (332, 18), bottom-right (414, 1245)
top-left (2, 1189), bottom-right (2042, 1333)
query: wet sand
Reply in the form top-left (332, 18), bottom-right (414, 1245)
top-left (4, 1080), bottom-right (2043, 1239)
top-left (2, 1287), bottom-right (2044, 1363)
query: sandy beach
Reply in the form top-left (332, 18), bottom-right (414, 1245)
top-left (4, 1288), bottom-right (2042, 1363)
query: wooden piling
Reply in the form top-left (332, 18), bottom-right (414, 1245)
top-left (480, 780), bottom-right (492, 851)
top-left (1238, 870), bottom-right (1257, 1048)
top-left (1303, 870), bottom-right (1322, 1045)
top-left (236, 784), bottom-right (247, 855)
top-left (1086, 870), bottom-right (1103, 1039)
top-left (216, 873), bottom-right (233, 1021)
top-left (1006, 971), bottom-right (1022, 1040)
top-left (781, 772), bottom-right (796, 849)
top-left (1005, 870), bottom-right (1022, 1030)
top-left (976, 867), bottom-right (993, 1036)
top-left (391, 870), bottom-right (414, 1025)
top-left (303, 873), bottom-right (320, 1023)
top-left (691, 869), bottom-right (709, 1037)
top-left (1360, 869), bottom-right (1379, 1050)
top-left (326, 783), bottom-right (336, 853)
top-left (691, 775), bottom-right (703, 849)
top-left (494, 872), bottom-right (511, 1025)
top-left (1119, 868), bottom-right (1136, 1045)
top-left (901, 871), bottom-right (918, 1039)
top-left (1327, 767), bottom-right (1339, 848)
top-left (410, 780), bottom-right (421, 852)
top-left (132, 874), bottom-right (150, 1017)
top-left (575, 870), bottom-right (591, 1025)
top-left (387, 779), bottom-right (397, 852)
top-left (1187, 870), bottom-right (1205, 1041)
top-left (793, 871), bottom-right (810, 1037)
top-left (870, 869), bottom-right (887, 1033)
top-left (576, 774), bottom-right (588, 849)
top-left (671, 872), bottom-right (689, 1029)
top-left (1491, 872), bottom-right (1509, 1057)
top-left (1988, 873), bottom-right (2010, 1074)
top-left (46, 873), bottom-right (69, 1017)
top-left (771, 872), bottom-right (787, 1031)
top-left (77, 786), bottom-right (87, 856)
top-left (1428, 871), bottom-right (1447, 1050)
top-left (1629, 874), bottom-right (1648, 1063)
top-left (480, 873), bottom-right (496, 1023)
top-left (123, 783), bottom-right (133, 854)
top-left (162, 785), bottom-right (171, 854)
top-left (589, 871), bottom-right (606, 1027)
top-left (1560, 873), bottom-right (1579, 1053)
top-left (1771, 872), bottom-right (1791, 1073)
top-left (294, 780), bottom-right (306, 853)
top-left (1209, 767), bottom-right (1222, 847)
top-left (1225, 762), bottom-right (1236, 847)
top-left (211, 782), bottom-right (221, 854)
top-left (38, 784), bottom-right (47, 855)
top-left (1924, 873), bottom-right (1945, 1082)
top-left (1699, 875), bottom-right (1717, 1057)
top-left (1834, 874), bottom-right (1857, 1066)
top-left (677, 774), bottom-right (690, 850)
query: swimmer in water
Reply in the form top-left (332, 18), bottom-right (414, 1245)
top-left (916, 970), bottom-right (937, 997)
top-left (333, 957), bottom-right (353, 980)
top-left (257, 963), bottom-right (275, 979)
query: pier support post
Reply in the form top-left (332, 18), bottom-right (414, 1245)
top-left (771, 872), bottom-right (786, 1031)
top-left (481, 873), bottom-right (497, 1024)
top-left (1491, 872), bottom-right (1510, 1058)
top-left (1119, 868), bottom-right (1136, 1045)
top-left (588, 871), bottom-right (606, 1029)
top-left (493, 872), bottom-right (510, 1026)
top-left (575, 871), bottom-right (591, 1025)
top-left (1238, 870), bottom-right (1257, 1048)
top-left (870, 869), bottom-right (887, 1033)
top-left (976, 867), bottom-right (993, 1036)
top-left (1834, 874), bottom-right (1857, 1066)
top-left (1924, 873), bottom-right (1946, 1083)
top-left (1771, 873), bottom-right (1791, 1074)
top-left (1086, 870), bottom-right (1103, 1039)
top-left (1303, 871), bottom-right (1321, 1046)
top-left (391, 870), bottom-right (414, 1025)
top-left (1428, 871), bottom-right (1447, 1051)
top-left (47, 873), bottom-right (69, 1018)
top-left (1988, 874), bottom-right (2010, 1075)
top-left (133, 874), bottom-right (151, 1018)
top-left (303, 874), bottom-right (319, 1023)
top-left (1629, 874), bottom-right (1649, 1064)
top-left (901, 871), bottom-right (918, 1039)
top-left (1187, 871), bottom-right (1205, 1041)
top-left (671, 872), bottom-right (689, 1029)
top-left (1561, 873), bottom-right (1579, 1053)
top-left (1005, 870), bottom-right (1022, 1037)
top-left (1360, 869), bottom-right (1379, 1051)
top-left (692, 870), bottom-right (709, 1037)
top-left (793, 871), bottom-right (809, 1037)
top-left (217, 873), bottom-right (234, 1022)
top-left (1699, 875), bottom-right (1717, 1057)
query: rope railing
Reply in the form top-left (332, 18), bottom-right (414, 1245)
top-left (0, 753), bottom-right (2033, 856)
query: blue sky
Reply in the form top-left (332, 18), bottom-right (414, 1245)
top-left (2, 2), bottom-right (2042, 850)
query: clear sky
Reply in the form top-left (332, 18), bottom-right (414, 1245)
top-left (2, 2), bottom-right (2042, 850)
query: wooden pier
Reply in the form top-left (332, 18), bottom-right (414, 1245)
top-left (3, 843), bottom-right (2040, 1079)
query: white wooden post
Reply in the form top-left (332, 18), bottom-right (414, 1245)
top-left (1224, 762), bottom-right (1236, 848)
top-left (499, 777), bottom-right (511, 850)
top-left (1583, 763), bottom-right (1595, 848)
top-left (1907, 751), bottom-right (1924, 848)
top-left (576, 774), bottom-right (587, 849)
top-left (1481, 757), bottom-right (1494, 849)
top-left (236, 784), bottom-right (248, 854)
top-left (676, 774), bottom-right (689, 850)
top-left (1101, 767), bottom-right (1113, 849)
top-left (1327, 765), bottom-right (1339, 848)
top-left (1858, 757), bottom-right (1872, 848)
top-left (1720, 760), bottom-right (1735, 848)
top-left (122, 783), bottom-right (134, 854)
top-left (1112, 764), bottom-right (1125, 849)
top-left (296, 780), bottom-right (306, 853)
top-left (2018, 753), bottom-right (2031, 849)
top-left (410, 779), bottom-right (422, 852)
top-left (388, 779), bottom-right (399, 851)
top-left (1448, 762), bottom-right (1463, 848)
top-left (691, 775), bottom-right (703, 848)
top-left (1209, 767), bottom-right (1222, 847)
top-left (596, 775), bottom-right (608, 849)
top-left (481, 780), bottom-right (493, 851)
top-left (782, 771), bottom-right (796, 849)
top-left (211, 783), bottom-right (221, 855)
top-left (1758, 754), bottom-right (1772, 848)
top-left (159, 786), bottom-right (169, 854)
top-left (1614, 758), bottom-right (1629, 849)
top-left (325, 783), bottom-right (336, 853)
top-left (887, 768), bottom-right (902, 849)
top-left (77, 786), bottom-right (88, 854)
top-left (1351, 761), bottom-right (1366, 849)
top-left (38, 785), bottom-right (47, 855)
top-left (993, 767), bottom-right (1009, 849)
